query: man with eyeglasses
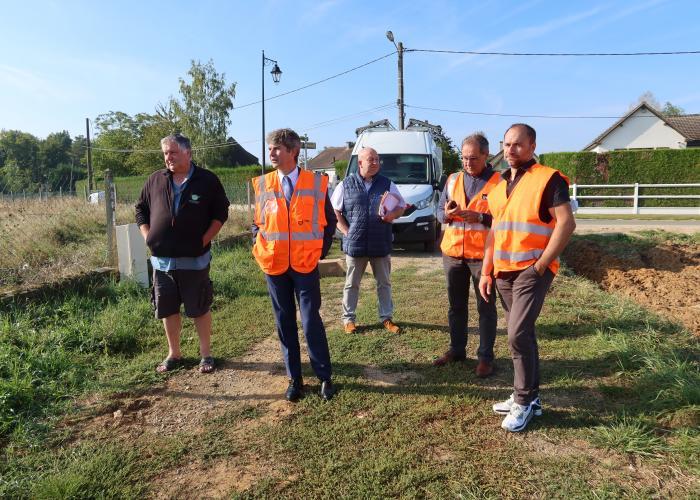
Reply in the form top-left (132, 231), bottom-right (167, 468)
top-left (331, 147), bottom-right (407, 334)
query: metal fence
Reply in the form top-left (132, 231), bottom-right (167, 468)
top-left (0, 173), bottom-right (253, 292)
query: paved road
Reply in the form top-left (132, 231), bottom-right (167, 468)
top-left (574, 218), bottom-right (700, 234)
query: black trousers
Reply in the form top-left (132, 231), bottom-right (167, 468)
top-left (443, 255), bottom-right (498, 361)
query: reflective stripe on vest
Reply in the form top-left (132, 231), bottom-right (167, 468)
top-left (252, 170), bottom-right (328, 275)
top-left (493, 221), bottom-right (554, 237)
top-left (488, 164), bottom-right (568, 275)
top-left (440, 170), bottom-right (500, 259)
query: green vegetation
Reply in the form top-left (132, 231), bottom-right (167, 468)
top-left (539, 148), bottom-right (700, 207)
top-left (334, 159), bottom-right (348, 180)
top-left (76, 164), bottom-right (260, 204)
top-left (1, 237), bottom-right (698, 497)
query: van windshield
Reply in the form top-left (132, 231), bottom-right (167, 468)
top-left (346, 154), bottom-right (431, 184)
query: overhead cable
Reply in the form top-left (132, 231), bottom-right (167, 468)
top-left (406, 104), bottom-right (664, 119)
top-left (234, 51), bottom-right (396, 109)
top-left (407, 48), bottom-right (700, 57)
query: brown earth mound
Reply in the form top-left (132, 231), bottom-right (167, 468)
top-left (563, 239), bottom-right (700, 335)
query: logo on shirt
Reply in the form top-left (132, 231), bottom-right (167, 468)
top-left (190, 194), bottom-right (201, 204)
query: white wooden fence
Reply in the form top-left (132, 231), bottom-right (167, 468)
top-left (571, 183), bottom-right (700, 215)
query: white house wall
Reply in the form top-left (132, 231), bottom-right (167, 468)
top-left (593, 108), bottom-right (686, 152)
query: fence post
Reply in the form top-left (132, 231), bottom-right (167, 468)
top-left (572, 183), bottom-right (578, 201)
top-left (633, 183), bottom-right (640, 214)
top-left (105, 170), bottom-right (116, 266)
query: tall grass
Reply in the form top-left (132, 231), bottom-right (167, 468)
top-left (0, 197), bottom-right (133, 288)
top-left (0, 196), bottom-right (251, 291)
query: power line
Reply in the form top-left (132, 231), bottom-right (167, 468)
top-left (408, 48), bottom-right (700, 57)
top-left (234, 51), bottom-right (396, 110)
top-left (301, 103), bottom-right (396, 131)
top-left (405, 103), bottom-right (664, 119)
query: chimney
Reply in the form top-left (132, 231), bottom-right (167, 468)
top-left (499, 140), bottom-right (503, 151)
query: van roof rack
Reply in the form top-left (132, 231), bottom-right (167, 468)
top-left (406, 119), bottom-right (448, 142)
top-left (354, 118), bottom-right (448, 143)
top-left (355, 119), bottom-right (396, 136)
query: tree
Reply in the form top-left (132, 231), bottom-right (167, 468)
top-left (126, 108), bottom-right (180, 175)
top-left (662, 101), bottom-right (685, 116)
top-left (39, 131), bottom-right (73, 190)
top-left (0, 130), bottom-right (40, 191)
top-left (436, 136), bottom-right (461, 176)
top-left (170, 59), bottom-right (236, 167)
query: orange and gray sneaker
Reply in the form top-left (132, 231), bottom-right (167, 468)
top-left (344, 321), bottom-right (357, 334)
top-left (382, 319), bottom-right (401, 334)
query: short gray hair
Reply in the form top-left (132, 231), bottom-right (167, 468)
top-left (461, 132), bottom-right (489, 155)
top-left (160, 133), bottom-right (192, 152)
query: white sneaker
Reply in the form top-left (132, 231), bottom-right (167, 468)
top-left (493, 394), bottom-right (543, 416)
top-left (501, 402), bottom-right (534, 432)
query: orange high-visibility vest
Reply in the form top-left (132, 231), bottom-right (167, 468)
top-left (488, 164), bottom-right (570, 276)
top-left (440, 170), bottom-right (501, 259)
top-left (252, 169), bottom-right (328, 275)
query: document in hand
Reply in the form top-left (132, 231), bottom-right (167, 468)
top-left (378, 191), bottom-right (402, 217)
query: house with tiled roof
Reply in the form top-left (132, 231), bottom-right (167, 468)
top-left (583, 102), bottom-right (700, 152)
top-left (306, 143), bottom-right (354, 171)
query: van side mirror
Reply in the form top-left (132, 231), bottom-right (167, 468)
top-left (436, 174), bottom-right (447, 191)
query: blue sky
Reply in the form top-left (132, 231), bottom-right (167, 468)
top-left (2, 0), bottom-right (699, 161)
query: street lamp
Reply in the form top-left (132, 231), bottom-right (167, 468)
top-left (262, 50), bottom-right (282, 175)
top-left (386, 30), bottom-right (405, 130)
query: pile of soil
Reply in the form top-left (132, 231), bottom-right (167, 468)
top-left (563, 239), bottom-right (700, 335)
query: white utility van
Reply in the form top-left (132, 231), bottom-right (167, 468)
top-left (344, 127), bottom-right (446, 251)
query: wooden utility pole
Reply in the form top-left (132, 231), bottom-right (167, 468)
top-left (397, 41), bottom-right (405, 130)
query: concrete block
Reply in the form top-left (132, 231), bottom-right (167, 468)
top-left (318, 258), bottom-right (346, 277)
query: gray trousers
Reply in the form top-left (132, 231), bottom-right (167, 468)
top-left (443, 255), bottom-right (498, 361)
top-left (496, 266), bottom-right (554, 406)
top-left (342, 255), bottom-right (393, 324)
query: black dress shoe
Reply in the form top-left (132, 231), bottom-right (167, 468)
top-left (319, 380), bottom-right (336, 401)
top-left (285, 378), bottom-right (304, 402)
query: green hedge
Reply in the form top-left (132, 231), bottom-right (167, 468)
top-left (76, 165), bottom-right (262, 204)
top-left (334, 160), bottom-right (348, 180)
top-left (538, 149), bottom-right (700, 207)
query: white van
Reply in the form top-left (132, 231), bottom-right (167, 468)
top-left (344, 128), bottom-right (446, 251)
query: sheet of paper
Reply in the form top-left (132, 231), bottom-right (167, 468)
top-left (379, 191), bottom-right (401, 216)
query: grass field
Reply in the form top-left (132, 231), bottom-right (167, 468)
top-left (0, 197), bottom-right (251, 292)
top-left (1, 236), bottom-right (698, 498)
